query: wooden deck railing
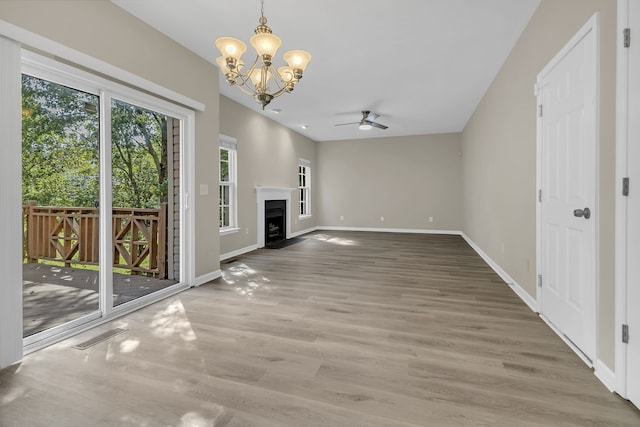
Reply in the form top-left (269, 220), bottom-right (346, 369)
top-left (23, 202), bottom-right (167, 278)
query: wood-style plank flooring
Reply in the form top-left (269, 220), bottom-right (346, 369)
top-left (1, 231), bottom-right (639, 426)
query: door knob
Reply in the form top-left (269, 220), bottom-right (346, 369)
top-left (573, 207), bottom-right (591, 219)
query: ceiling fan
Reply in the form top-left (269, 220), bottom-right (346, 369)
top-left (334, 110), bottom-right (389, 130)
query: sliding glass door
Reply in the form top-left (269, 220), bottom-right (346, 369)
top-left (21, 52), bottom-right (188, 344)
top-left (22, 74), bottom-right (102, 337)
top-left (110, 99), bottom-right (180, 306)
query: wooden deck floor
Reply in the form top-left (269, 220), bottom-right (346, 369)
top-left (23, 263), bottom-right (178, 337)
top-left (2, 231), bottom-right (639, 426)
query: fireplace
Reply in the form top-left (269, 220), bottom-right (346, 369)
top-left (255, 186), bottom-right (294, 248)
top-left (265, 199), bottom-right (286, 246)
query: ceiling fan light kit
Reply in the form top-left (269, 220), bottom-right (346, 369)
top-left (335, 110), bottom-right (389, 131)
top-left (215, 0), bottom-right (311, 109)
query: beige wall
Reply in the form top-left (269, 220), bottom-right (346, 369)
top-left (0, 0), bottom-right (221, 279)
top-left (317, 134), bottom-right (463, 231)
top-left (461, 0), bottom-right (617, 367)
top-left (219, 96), bottom-right (317, 256)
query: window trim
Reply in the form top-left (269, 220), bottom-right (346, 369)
top-left (219, 134), bottom-right (238, 233)
top-left (0, 21), bottom-right (204, 112)
top-left (298, 158), bottom-right (312, 219)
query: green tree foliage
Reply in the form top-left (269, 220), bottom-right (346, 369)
top-left (22, 75), bottom-right (168, 209)
top-left (111, 99), bottom-right (168, 209)
top-left (220, 148), bottom-right (229, 182)
top-left (22, 75), bottom-right (100, 207)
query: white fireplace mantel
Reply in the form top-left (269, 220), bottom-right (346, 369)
top-left (256, 187), bottom-right (296, 248)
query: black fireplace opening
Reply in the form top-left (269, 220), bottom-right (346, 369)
top-left (265, 199), bottom-right (286, 246)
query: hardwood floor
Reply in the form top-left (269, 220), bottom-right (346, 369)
top-left (1, 231), bottom-right (639, 426)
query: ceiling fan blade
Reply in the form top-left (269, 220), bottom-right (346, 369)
top-left (366, 112), bottom-right (379, 121)
top-left (334, 122), bottom-right (360, 127)
top-left (368, 121), bottom-right (388, 130)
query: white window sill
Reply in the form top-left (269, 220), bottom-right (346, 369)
top-left (298, 214), bottom-right (313, 220)
top-left (220, 227), bottom-right (240, 236)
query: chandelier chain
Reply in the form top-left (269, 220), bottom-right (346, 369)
top-left (215, 0), bottom-right (311, 108)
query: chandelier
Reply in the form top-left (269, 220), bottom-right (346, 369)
top-left (215, 0), bottom-right (312, 109)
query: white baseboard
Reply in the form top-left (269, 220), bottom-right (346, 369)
top-left (194, 270), bottom-right (221, 287)
top-left (316, 227), bottom-right (538, 313)
top-left (248, 225), bottom-right (617, 396)
top-left (594, 359), bottom-right (616, 392)
top-left (506, 282), bottom-right (538, 313)
top-left (460, 233), bottom-right (538, 313)
top-left (290, 226), bottom-right (318, 238)
top-left (540, 314), bottom-right (593, 368)
top-left (220, 231), bottom-right (313, 260)
top-left (316, 226), bottom-right (461, 235)
top-left (219, 227), bottom-right (458, 261)
top-left (220, 244), bottom-right (259, 261)
top-left (318, 227), bottom-right (539, 313)
top-left (459, 233), bottom-right (619, 395)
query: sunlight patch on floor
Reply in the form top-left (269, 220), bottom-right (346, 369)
top-left (150, 299), bottom-right (196, 341)
top-left (179, 402), bottom-right (227, 427)
top-left (114, 319), bottom-right (131, 330)
top-left (119, 413), bottom-right (152, 426)
top-left (222, 263), bottom-right (257, 285)
top-left (313, 233), bottom-right (356, 246)
top-left (222, 263), bottom-right (273, 298)
top-left (179, 412), bottom-right (215, 427)
top-left (119, 338), bottom-right (140, 353)
top-left (0, 384), bottom-right (28, 405)
top-left (105, 342), bottom-right (116, 361)
top-left (234, 280), bottom-right (271, 298)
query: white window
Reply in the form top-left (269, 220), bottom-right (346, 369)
top-left (298, 158), bottom-right (311, 218)
top-left (220, 134), bottom-right (238, 233)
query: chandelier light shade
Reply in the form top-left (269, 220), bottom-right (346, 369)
top-left (215, 0), bottom-right (311, 109)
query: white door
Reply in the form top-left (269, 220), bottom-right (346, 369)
top-left (538, 18), bottom-right (598, 363)
top-left (624, 0), bottom-right (640, 408)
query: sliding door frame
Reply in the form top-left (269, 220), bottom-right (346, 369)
top-left (19, 50), bottom-right (196, 353)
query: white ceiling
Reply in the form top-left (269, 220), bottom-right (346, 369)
top-left (112, 0), bottom-right (540, 142)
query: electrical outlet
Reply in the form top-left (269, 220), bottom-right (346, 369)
top-left (340, 215), bottom-right (344, 221)
top-left (380, 216), bottom-right (385, 222)
top-left (429, 216), bottom-right (433, 223)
